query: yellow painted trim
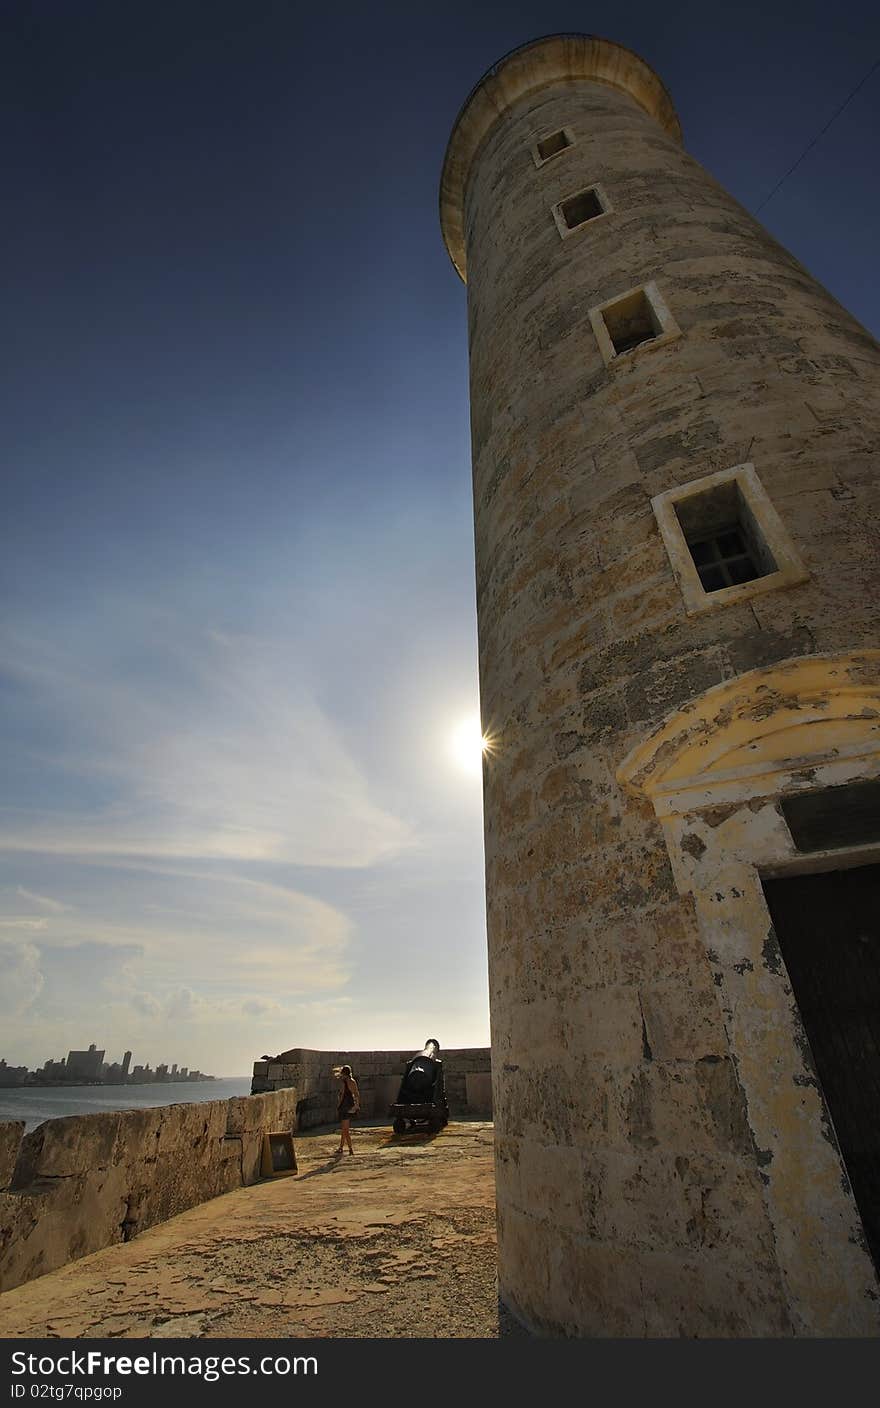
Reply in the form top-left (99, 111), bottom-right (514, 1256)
top-left (617, 650), bottom-right (880, 799)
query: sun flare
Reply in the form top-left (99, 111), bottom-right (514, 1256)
top-left (449, 715), bottom-right (490, 777)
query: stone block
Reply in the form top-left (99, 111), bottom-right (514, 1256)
top-left (516, 1139), bottom-right (583, 1231)
top-left (639, 1247), bottom-right (791, 1336)
top-left (238, 1130), bottom-right (263, 1184)
top-left (152, 1099), bottom-right (228, 1157)
top-left (13, 1112), bottom-right (121, 1184)
top-left (226, 1092), bottom-right (296, 1136)
top-left (466, 1072), bottom-right (493, 1116)
top-left (110, 1105), bottom-right (165, 1165)
top-left (0, 1122), bottom-right (24, 1190)
top-left (639, 982), bottom-right (728, 1062)
top-left (562, 986), bottom-right (644, 1066)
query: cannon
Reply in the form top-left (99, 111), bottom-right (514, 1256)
top-left (390, 1038), bottom-right (449, 1134)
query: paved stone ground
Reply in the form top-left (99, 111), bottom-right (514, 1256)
top-left (0, 1122), bottom-right (516, 1339)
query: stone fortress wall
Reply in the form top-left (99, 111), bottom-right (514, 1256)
top-left (0, 1047), bottom-right (491, 1295)
top-left (0, 1089), bottom-right (298, 1294)
top-left (251, 1045), bottom-right (493, 1128)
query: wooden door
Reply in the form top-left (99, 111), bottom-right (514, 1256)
top-left (762, 863), bottom-right (880, 1273)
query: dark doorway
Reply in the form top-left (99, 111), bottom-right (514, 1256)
top-left (762, 863), bottom-right (880, 1272)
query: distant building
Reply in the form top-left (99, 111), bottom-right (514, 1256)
top-left (65, 1044), bottom-right (104, 1083)
top-left (121, 1051), bottom-right (132, 1079)
top-left (0, 1060), bottom-right (28, 1088)
top-left (35, 1057), bottom-right (67, 1083)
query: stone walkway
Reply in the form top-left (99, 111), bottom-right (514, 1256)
top-left (0, 1122), bottom-right (508, 1339)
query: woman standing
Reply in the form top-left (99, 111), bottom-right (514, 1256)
top-left (335, 1064), bottom-right (360, 1155)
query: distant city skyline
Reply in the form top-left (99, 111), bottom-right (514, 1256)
top-left (2, 1), bottom-right (878, 1075)
top-left (0, 1042), bottom-right (214, 1087)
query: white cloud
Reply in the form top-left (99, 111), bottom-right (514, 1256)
top-left (130, 992), bottom-right (161, 1017)
top-left (0, 601), bottom-right (490, 1073)
top-left (241, 997), bottom-right (282, 1017)
top-left (163, 987), bottom-right (204, 1021)
top-left (0, 623), bottom-right (413, 869)
top-left (0, 938), bottom-right (44, 1015)
top-left (15, 886), bottom-right (71, 914)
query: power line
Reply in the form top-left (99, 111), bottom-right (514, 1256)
top-left (755, 55), bottom-right (880, 214)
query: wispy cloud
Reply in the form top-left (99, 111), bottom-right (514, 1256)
top-left (0, 620), bottom-right (413, 869)
top-left (0, 592), bottom-right (489, 1071)
top-left (0, 937), bottom-right (44, 1015)
top-left (16, 886), bottom-right (71, 913)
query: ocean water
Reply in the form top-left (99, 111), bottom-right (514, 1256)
top-left (0, 1077), bottom-right (253, 1133)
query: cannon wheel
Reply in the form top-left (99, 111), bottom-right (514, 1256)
top-left (392, 1116), bottom-right (406, 1134)
top-left (428, 1112), bottom-right (444, 1133)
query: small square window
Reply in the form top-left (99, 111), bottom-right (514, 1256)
top-left (532, 128), bottom-right (574, 167)
top-left (652, 464), bottom-right (809, 615)
top-left (589, 282), bottom-right (680, 367)
top-left (605, 290), bottom-right (659, 354)
top-left (673, 478), bottom-right (777, 595)
top-left (552, 185), bottom-right (610, 239)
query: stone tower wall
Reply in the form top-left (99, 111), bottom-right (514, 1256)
top-left (445, 37), bottom-right (880, 1336)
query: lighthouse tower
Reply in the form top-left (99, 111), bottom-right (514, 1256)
top-left (440, 35), bottom-right (880, 1336)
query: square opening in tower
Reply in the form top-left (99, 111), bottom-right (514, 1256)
top-left (652, 463), bottom-right (809, 615)
top-left (673, 479), bottom-right (777, 592)
top-left (536, 129), bottom-right (571, 162)
top-left (673, 478), bottom-right (777, 594)
top-left (602, 288), bottom-right (661, 356)
top-left (559, 187), bottom-right (605, 229)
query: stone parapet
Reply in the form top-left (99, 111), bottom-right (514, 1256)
top-left (0, 1089), bottom-right (299, 1293)
top-left (250, 1046), bottom-right (492, 1125)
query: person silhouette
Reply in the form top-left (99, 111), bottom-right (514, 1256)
top-left (335, 1065), bottom-right (360, 1155)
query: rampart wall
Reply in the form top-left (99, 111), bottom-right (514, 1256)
top-left (0, 1047), bottom-right (492, 1295)
top-left (251, 1046), bottom-right (493, 1127)
top-left (0, 1089), bottom-right (298, 1293)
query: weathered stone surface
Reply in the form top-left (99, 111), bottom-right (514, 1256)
top-left (0, 1090), bottom-right (299, 1294)
top-left (442, 32), bottom-right (880, 1337)
top-left (250, 1047), bottom-right (491, 1123)
top-left (0, 1124), bottom-right (500, 1341)
top-left (0, 1122), bottom-right (24, 1190)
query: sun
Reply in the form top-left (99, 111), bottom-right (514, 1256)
top-left (449, 714), bottom-right (490, 777)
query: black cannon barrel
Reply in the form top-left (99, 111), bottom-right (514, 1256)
top-left (390, 1037), bottom-right (449, 1133)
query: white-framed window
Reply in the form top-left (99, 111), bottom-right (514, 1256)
top-left (652, 463), bottom-right (809, 615)
top-left (531, 127), bottom-right (574, 167)
top-left (552, 184), bottom-right (611, 238)
top-left (589, 281), bottom-right (680, 366)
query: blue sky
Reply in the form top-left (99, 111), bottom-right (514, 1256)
top-left (2, 1), bottom-right (878, 1075)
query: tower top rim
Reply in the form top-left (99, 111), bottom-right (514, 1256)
top-left (439, 33), bottom-right (683, 283)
